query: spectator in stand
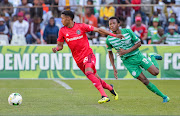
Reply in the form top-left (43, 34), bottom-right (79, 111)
top-left (30, 0), bottom-right (43, 18)
top-left (165, 18), bottom-right (180, 33)
top-left (12, 12), bottom-right (29, 37)
top-left (51, 0), bottom-right (61, 18)
top-left (165, 0), bottom-right (176, 17)
top-left (83, 7), bottom-right (98, 27)
top-left (40, 0), bottom-right (49, 14)
top-left (27, 0), bottom-right (34, 3)
top-left (24, 12), bottom-right (31, 22)
top-left (10, 15), bottom-right (17, 34)
top-left (8, 0), bottom-right (22, 15)
top-left (100, 0), bottom-right (115, 27)
top-left (164, 25), bottom-right (180, 45)
top-left (116, 2), bottom-right (131, 27)
top-left (156, 7), bottom-right (167, 28)
top-left (79, 0), bottom-right (101, 11)
top-left (44, 0), bottom-right (51, 4)
top-left (43, 17), bottom-right (59, 44)
top-left (148, 18), bottom-right (161, 41)
top-left (0, 0), bottom-right (13, 16)
top-left (16, 0), bottom-right (32, 15)
top-left (86, 0), bottom-right (99, 18)
top-left (118, 16), bottom-right (131, 29)
top-left (131, 16), bottom-right (148, 44)
top-left (117, 0), bottom-right (130, 4)
top-left (131, 0), bottom-right (147, 24)
top-left (4, 13), bottom-right (10, 30)
top-left (26, 16), bottom-right (41, 44)
top-left (141, 0), bottom-right (155, 21)
top-left (151, 27), bottom-right (166, 44)
top-left (0, 18), bottom-right (8, 35)
top-left (58, 0), bottom-right (77, 12)
top-left (83, 7), bottom-right (98, 43)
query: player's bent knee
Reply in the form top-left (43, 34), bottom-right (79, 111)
top-left (152, 70), bottom-right (159, 76)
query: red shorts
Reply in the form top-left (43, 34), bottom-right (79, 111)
top-left (77, 53), bottom-right (97, 74)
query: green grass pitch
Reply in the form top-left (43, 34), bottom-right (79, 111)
top-left (0, 79), bottom-right (179, 115)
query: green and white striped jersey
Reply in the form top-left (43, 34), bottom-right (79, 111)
top-left (106, 29), bottom-right (141, 60)
top-left (148, 26), bottom-right (161, 38)
top-left (165, 32), bottom-right (180, 45)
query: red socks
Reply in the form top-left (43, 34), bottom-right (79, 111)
top-left (85, 71), bottom-right (107, 97)
top-left (99, 78), bottom-right (113, 91)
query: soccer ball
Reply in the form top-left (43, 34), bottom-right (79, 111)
top-left (8, 93), bottom-right (22, 105)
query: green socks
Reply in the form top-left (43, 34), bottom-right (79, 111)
top-left (146, 82), bottom-right (166, 98)
top-left (150, 56), bottom-right (159, 69)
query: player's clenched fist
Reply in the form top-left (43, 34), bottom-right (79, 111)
top-left (116, 34), bottom-right (125, 39)
top-left (117, 48), bottom-right (129, 56)
top-left (52, 47), bottom-right (57, 53)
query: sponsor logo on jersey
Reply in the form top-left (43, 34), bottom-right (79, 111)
top-left (132, 71), bottom-right (136, 76)
top-left (76, 30), bottom-right (81, 35)
top-left (66, 35), bottom-right (83, 42)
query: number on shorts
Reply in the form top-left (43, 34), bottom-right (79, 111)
top-left (142, 58), bottom-right (149, 64)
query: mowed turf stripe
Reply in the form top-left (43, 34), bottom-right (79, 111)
top-left (53, 79), bottom-right (72, 90)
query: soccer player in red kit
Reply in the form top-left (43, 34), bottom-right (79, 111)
top-left (52, 10), bottom-right (123, 104)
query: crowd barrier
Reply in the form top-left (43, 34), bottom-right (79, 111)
top-left (0, 45), bottom-right (179, 79)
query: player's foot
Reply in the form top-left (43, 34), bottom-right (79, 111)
top-left (148, 53), bottom-right (163, 60)
top-left (162, 96), bottom-right (170, 103)
top-left (110, 84), bottom-right (118, 100)
top-left (98, 96), bottom-right (110, 104)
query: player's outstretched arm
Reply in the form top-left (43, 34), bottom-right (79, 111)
top-left (52, 41), bottom-right (64, 53)
top-left (93, 27), bottom-right (125, 39)
top-left (108, 51), bottom-right (118, 79)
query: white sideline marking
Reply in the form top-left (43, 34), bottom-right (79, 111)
top-left (53, 79), bottom-right (72, 90)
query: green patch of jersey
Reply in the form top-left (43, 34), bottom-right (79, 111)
top-left (106, 28), bottom-right (141, 60)
top-left (165, 32), bottom-right (180, 45)
top-left (148, 26), bottom-right (161, 38)
top-left (151, 34), bottom-right (165, 44)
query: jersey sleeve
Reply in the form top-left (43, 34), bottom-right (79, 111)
top-left (57, 28), bottom-right (65, 42)
top-left (106, 36), bottom-right (113, 51)
top-left (151, 34), bottom-right (158, 43)
top-left (81, 23), bottom-right (94, 32)
top-left (127, 29), bottom-right (141, 44)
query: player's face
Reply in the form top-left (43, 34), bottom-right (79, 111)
top-left (109, 19), bottom-right (119, 32)
top-left (61, 14), bottom-right (70, 26)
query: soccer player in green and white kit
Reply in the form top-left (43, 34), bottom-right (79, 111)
top-left (106, 17), bottom-right (170, 103)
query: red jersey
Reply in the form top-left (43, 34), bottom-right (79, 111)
top-left (57, 23), bottom-right (94, 63)
top-left (131, 24), bottom-right (148, 39)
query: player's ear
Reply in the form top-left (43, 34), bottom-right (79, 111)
top-left (118, 23), bottom-right (121, 27)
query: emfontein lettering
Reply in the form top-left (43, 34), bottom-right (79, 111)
top-left (0, 53), bottom-right (100, 71)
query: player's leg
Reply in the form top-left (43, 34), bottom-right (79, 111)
top-left (137, 73), bottom-right (170, 102)
top-left (85, 65), bottom-right (110, 104)
top-left (84, 54), bottom-right (110, 104)
top-left (95, 73), bottom-right (118, 100)
top-left (77, 61), bottom-right (110, 104)
top-left (140, 54), bottom-right (170, 103)
top-left (146, 53), bottom-right (162, 75)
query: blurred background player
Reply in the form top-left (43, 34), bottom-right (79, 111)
top-left (52, 10), bottom-right (125, 104)
top-left (106, 16), bottom-right (170, 103)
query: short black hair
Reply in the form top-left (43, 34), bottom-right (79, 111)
top-left (61, 10), bottom-right (74, 20)
top-left (109, 17), bottom-right (120, 23)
